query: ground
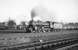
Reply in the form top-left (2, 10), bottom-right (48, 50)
top-left (0, 30), bottom-right (78, 47)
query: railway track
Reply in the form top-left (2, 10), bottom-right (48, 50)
top-left (0, 31), bottom-right (78, 50)
top-left (0, 37), bottom-right (78, 50)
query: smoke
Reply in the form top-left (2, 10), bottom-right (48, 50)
top-left (31, 5), bottom-right (54, 21)
top-left (31, 6), bottom-right (47, 17)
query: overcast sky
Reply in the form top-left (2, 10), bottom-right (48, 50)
top-left (0, 0), bottom-right (78, 24)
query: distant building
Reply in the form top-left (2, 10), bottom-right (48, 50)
top-left (0, 22), bottom-right (7, 30)
top-left (6, 20), bottom-right (17, 30)
top-left (16, 21), bottom-right (27, 30)
top-left (63, 23), bottom-right (78, 29)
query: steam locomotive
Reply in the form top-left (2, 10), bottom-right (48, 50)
top-left (0, 19), bottom-right (77, 33)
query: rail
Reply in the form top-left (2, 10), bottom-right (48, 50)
top-left (0, 37), bottom-right (78, 50)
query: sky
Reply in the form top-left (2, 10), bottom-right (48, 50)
top-left (0, 0), bottom-right (78, 24)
